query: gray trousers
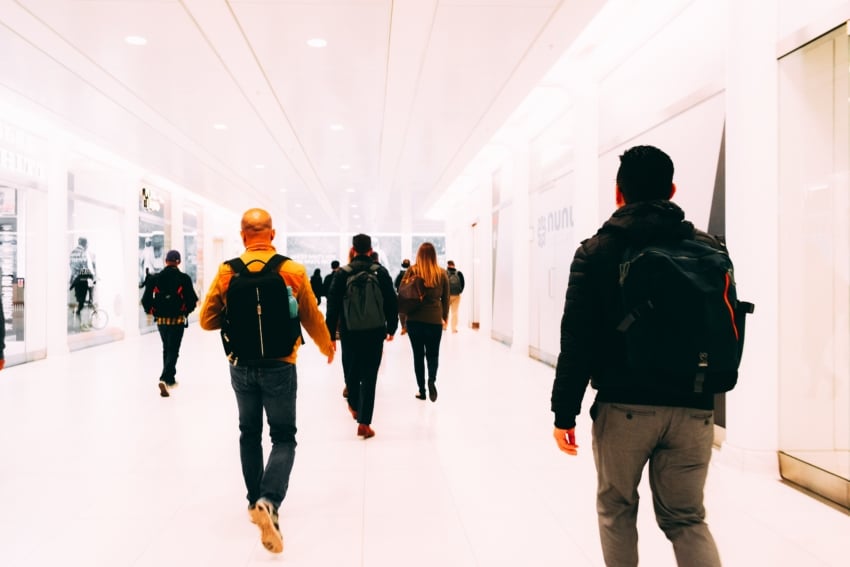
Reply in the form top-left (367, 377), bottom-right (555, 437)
top-left (591, 402), bottom-right (722, 567)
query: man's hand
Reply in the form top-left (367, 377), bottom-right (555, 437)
top-left (0, 358), bottom-right (5, 371)
top-left (326, 342), bottom-right (336, 364)
top-left (385, 334), bottom-right (394, 342)
top-left (553, 427), bottom-right (578, 456)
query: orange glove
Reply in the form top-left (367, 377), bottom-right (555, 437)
top-left (553, 427), bottom-right (578, 456)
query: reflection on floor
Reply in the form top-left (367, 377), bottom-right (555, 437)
top-left (0, 327), bottom-right (848, 566)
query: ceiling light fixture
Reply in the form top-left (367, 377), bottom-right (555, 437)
top-left (295, 203), bottom-right (303, 208)
top-left (254, 164), bottom-right (265, 169)
top-left (330, 124), bottom-right (344, 131)
top-left (125, 35), bottom-right (147, 46)
top-left (345, 187), bottom-right (355, 193)
top-left (213, 123), bottom-right (228, 130)
top-left (340, 164), bottom-right (351, 170)
top-left (307, 38), bottom-right (328, 48)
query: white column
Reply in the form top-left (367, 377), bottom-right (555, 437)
top-left (46, 139), bottom-right (69, 355)
top-left (721, 0), bottom-right (780, 473)
top-left (511, 141), bottom-right (531, 355)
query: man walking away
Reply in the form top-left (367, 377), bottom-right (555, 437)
top-left (446, 260), bottom-right (465, 333)
top-left (323, 260), bottom-right (340, 298)
top-left (551, 146), bottom-right (733, 566)
top-left (141, 250), bottom-right (198, 397)
top-left (325, 233), bottom-right (398, 439)
top-left (199, 208), bottom-right (335, 555)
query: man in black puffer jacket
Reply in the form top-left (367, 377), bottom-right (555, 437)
top-left (551, 145), bottom-right (722, 566)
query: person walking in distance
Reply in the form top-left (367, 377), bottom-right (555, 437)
top-left (446, 260), bottom-right (465, 333)
top-left (141, 250), bottom-right (198, 397)
top-left (325, 234), bottom-right (398, 439)
top-left (404, 242), bottom-right (449, 401)
top-left (310, 268), bottom-right (324, 305)
top-left (551, 146), bottom-right (726, 566)
top-left (199, 208), bottom-right (335, 555)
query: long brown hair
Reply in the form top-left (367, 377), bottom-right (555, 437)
top-left (412, 242), bottom-right (442, 287)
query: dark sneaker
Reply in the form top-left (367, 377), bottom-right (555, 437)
top-left (158, 381), bottom-right (170, 397)
top-left (249, 499), bottom-right (283, 554)
top-left (428, 381), bottom-right (438, 402)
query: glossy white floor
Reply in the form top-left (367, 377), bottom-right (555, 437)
top-left (1, 326), bottom-right (848, 566)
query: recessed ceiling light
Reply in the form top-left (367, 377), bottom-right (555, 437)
top-left (213, 123), bottom-right (228, 130)
top-left (340, 164), bottom-right (351, 170)
top-left (295, 203), bottom-right (303, 208)
top-left (254, 164), bottom-right (265, 169)
top-left (279, 188), bottom-right (287, 193)
top-left (307, 38), bottom-right (327, 48)
top-left (305, 214), bottom-right (313, 219)
top-left (125, 35), bottom-right (147, 46)
top-left (330, 124), bottom-right (344, 131)
top-left (352, 214), bottom-right (360, 219)
top-left (345, 187), bottom-right (355, 193)
top-left (351, 204), bottom-right (358, 208)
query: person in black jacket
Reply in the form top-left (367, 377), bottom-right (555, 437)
top-left (310, 268), bottom-right (323, 305)
top-left (325, 234), bottom-right (398, 439)
top-left (551, 146), bottom-right (723, 566)
top-left (141, 250), bottom-right (198, 397)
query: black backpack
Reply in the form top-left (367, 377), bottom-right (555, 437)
top-left (448, 271), bottom-right (462, 295)
top-left (616, 236), bottom-right (754, 394)
top-left (341, 263), bottom-right (385, 330)
top-left (221, 254), bottom-right (302, 363)
top-left (151, 269), bottom-right (189, 317)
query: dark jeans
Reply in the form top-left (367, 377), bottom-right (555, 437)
top-left (406, 320), bottom-right (443, 393)
top-left (230, 361), bottom-right (297, 509)
top-left (340, 328), bottom-right (386, 425)
top-left (157, 323), bottom-right (185, 385)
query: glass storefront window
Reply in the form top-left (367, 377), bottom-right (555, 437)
top-left (778, 24), bottom-right (850, 508)
top-left (138, 187), bottom-right (170, 332)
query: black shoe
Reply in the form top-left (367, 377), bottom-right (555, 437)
top-left (158, 381), bottom-right (170, 397)
top-left (415, 392), bottom-right (426, 400)
top-left (428, 381), bottom-right (437, 402)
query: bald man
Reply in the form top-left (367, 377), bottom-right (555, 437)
top-left (200, 208), bottom-right (335, 555)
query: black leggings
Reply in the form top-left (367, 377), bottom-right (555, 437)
top-left (406, 320), bottom-right (443, 393)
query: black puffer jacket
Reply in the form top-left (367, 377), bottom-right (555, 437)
top-left (551, 200), bottom-right (719, 430)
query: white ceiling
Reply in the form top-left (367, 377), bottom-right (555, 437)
top-left (0, 0), bottom-right (607, 234)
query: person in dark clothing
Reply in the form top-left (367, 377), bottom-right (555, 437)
top-left (446, 260), bottom-right (465, 333)
top-left (404, 242), bottom-right (450, 401)
top-left (310, 268), bottom-right (323, 305)
top-left (551, 145), bottom-right (723, 566)
top-left (325, 234), bottom-right (398, 439)
top-left (394, 259), bottom-right (410, 291)
top-left (322, 260), bottom-right (340, 298)
top-left (70, 267), bottom-right (95, 328)
top-left (141, 250), bottom-right (199, 397)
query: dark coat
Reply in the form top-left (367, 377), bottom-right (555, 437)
top-left (551, 200), bottom-right (721, 430)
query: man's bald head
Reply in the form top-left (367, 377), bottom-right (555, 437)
top-left (240, 208), bottom-right (275, 245)
top-left (241, 208), bottom-right (273, 232)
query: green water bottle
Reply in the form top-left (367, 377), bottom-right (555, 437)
top-left (287, 286), bottom-right (298, 318)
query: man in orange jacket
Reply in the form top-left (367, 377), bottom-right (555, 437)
top-left (200, 208), bottom-right (335, 555)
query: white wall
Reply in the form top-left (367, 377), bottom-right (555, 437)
top-left (443, 0), bottom-right (850, 477)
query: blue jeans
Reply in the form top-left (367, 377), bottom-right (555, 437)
top-left (230, 362), bottom-right (297, 509)
top-left (157, 323), bottom-right (185, 385)
top-left (591, 402), bottom-right (721, 567)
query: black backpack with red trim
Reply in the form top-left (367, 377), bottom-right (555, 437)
top-left (616, 236), bottom-right (754, 394)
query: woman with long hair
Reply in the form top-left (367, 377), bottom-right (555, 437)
top-left (404, 242), bottom-right (450, 401)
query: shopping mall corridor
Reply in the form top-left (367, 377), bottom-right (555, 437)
top-left (0, 325), bottom-right (847, 566)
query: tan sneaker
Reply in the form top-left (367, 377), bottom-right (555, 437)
top-left (249, 499), bottom-right (283, 554)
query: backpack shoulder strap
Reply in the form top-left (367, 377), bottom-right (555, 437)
top-left (369, 263), bottom-right (380, 273)
top-left (340, 264), bottom-right (354, 274)
top-left (225, 257), bottom-right (246, 273)
top-left (262, 254), bottom-right (287, 273)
